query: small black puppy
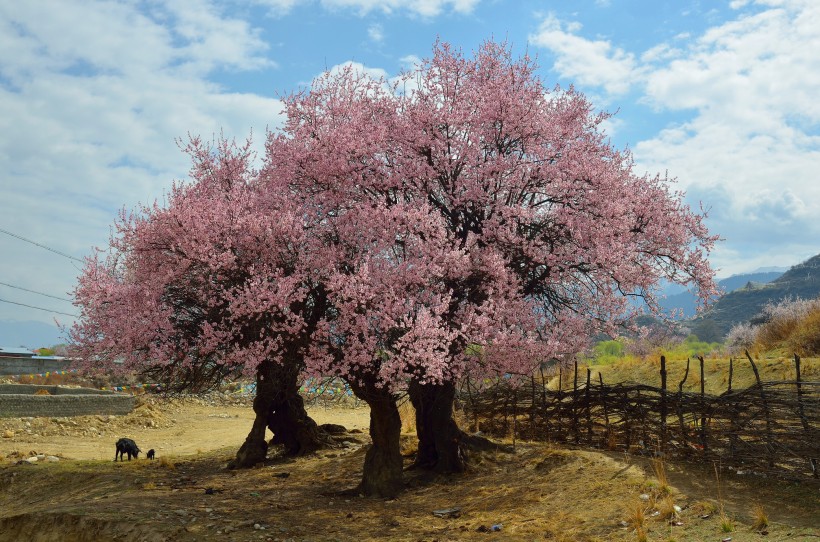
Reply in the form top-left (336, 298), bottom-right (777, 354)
top-left (146, 449), bottom-right (155, 460)
top-left (114, 437), bottom-right (141, 461)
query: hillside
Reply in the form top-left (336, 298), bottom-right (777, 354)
top-left (689, 254), bottom-right (820, 342)
top-left (658, 271), bottom-right (783, 318)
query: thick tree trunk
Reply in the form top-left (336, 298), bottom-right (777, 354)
top-left (267, 364), bottom-right (329, 455)
top-left (230, 363), bottom-right (276, 468)
top-left (408, 380), bottom-right (466, 473)
top-left (348, 376), bottom-right (403, 498)
top-left (230, 360), bottom-right (328, 469)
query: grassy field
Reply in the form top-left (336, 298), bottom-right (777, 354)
top-left (583, 355), bottom-right (819, 396)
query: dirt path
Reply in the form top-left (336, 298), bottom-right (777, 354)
top-left (0, 397), bottom-right (369, 461)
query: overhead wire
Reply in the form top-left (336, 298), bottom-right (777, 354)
top-left (0, 227), bottom-right (84, 263)
top-left (0, 297), bottom-right (78, 318)
top-left (0, 227), bottom-right (82, 319)
top-left (0, 281), bottom-right (73, 302)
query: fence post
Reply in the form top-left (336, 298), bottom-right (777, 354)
top-left (699, 356), bottom-right (707, 457)
top-left (512, 385), bottom-right (518, 450)
top-left (726, 357), bottom-right (739, 458)
top-left (572, 359), bottom-right (580, 444)
top-left (660, 355), bottom-right (668, 452)
top-left (586, 368), bottom-right (593, 444)
top-left (599, 372), bottom-right (610, 447)
top-left (677, 358), bottom-right (691, 451)
top-left (745, 350), bottom-right (775, 467)
top-left (794, 353), bottom-right (817, 477)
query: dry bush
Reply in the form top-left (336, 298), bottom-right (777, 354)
top-left (158, 456), bottom-right (175, 470)
top-left (755, 297), bottom-right (820, 355)
top-left (787, 306), bottom-right (820, 355)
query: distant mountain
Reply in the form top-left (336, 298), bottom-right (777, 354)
top-left (750, 266), bottom-right (790, 274)
top-left (688, 254), bottom-right (820, 342)
top-left (0, 320), bottom-right (64, 349)
top-left (658, 271), bottom-right (784, 318)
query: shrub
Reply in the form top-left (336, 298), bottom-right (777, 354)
top-left (725, 322), bottom-right (758, 355)
top-left (752, 297), bottom-right (820, 355)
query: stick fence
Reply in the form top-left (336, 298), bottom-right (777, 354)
top-left (459, 353), bottom-right (819, 483)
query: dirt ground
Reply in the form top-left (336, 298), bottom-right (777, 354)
top-left (0, 394), bottom-right (368, 461)
top-left (0, 395), bottom-right (817, 542)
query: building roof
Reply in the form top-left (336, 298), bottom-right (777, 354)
top-left (0, 346), bottom-right (35, 357)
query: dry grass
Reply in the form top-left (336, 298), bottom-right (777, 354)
top-left (158, 455), bottom-right (176, 470)
top-left (594, 356), bottom-right (818, 395)
top-left (657, 494), bottom-right (677, 520)
top-left (719, 509), bottom-right (736, 532)
top-left (752, 502), bottom-right (769, 532)
top-left (624, 499), bottom-right (647, 531)
top-left (650, 457), bottom-right (671, 496)
top-left (398, 398), bottom-right (415, 434)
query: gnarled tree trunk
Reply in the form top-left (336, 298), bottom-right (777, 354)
top-left (230, 359), bottom-right (328, 469)
top-left (408, 380), bottom-right (466, 473)
top-left (347, 374), bottom-right (403, 498)
top-left (267, 362), bottom-right (330, 455)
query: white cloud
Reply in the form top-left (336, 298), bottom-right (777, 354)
top-left (321, 0), bottom-right (479, 16)
top-left (0, 0), bottom-right (283, 326)
top-left (530, 1), bottom-right (820, 275)
top-left (368, 23), bottom-right (385, 43)
top-left (253, 0), bottom-right (479, 17)
top-left (529, 14), bottom-right (642, 96)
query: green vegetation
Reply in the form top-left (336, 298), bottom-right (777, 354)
top-left (664, 335), bottom-right (722, 359)
top-left (583, 339), bottom-right (626, 365)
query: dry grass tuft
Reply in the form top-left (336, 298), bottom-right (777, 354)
top-left (142, 481), bottom-right (157, 490)
top-left (657, 494), bottom-right (677, 520)
top-left (651, 457), bottom-right (671, 496)
top-left (624, 499), bottom-right (647, 532)
top-left (719, 508), bottom-right (735, 532)
top-left (752, 502), bottom-right (769, 532)
top-left (158, 456), bottom-right (176, 470)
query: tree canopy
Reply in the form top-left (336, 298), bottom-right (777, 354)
top-left (71, 39), bottom-right (718, 495)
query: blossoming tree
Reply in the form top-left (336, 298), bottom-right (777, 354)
top-left (70, 137), bottom-right (332, 468)
top-left (270, 40), bottom-right (718, 488)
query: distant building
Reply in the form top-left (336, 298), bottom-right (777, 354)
top-left (0, 346), bottom-right (69, 375)
top-left (0, 346), bottom-right (35, 358)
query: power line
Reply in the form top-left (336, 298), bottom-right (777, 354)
top-left (0, 281), bottom-right (73, 302)
top-left (0, 227), bottom-right (84, 263)
top-left (0, 297), bottom-right (78, 318)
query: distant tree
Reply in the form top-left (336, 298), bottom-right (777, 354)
top-left (70, 137), bottom-right (332, 468)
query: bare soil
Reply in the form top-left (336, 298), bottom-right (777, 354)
top-left (0, 396), bottom-right (817, 542)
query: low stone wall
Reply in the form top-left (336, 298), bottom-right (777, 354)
top-left (0, 384), bottom-right (135, 417)
top-left (0, 357), bottom-right (71, 376)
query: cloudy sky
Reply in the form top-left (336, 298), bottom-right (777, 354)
top-left (1, 0), bottom-right (818, 341)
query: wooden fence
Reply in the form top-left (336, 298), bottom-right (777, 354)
top-left (458, 353), bottom-right (819, 483)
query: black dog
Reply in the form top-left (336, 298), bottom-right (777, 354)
top-left (114, 438), bottom-right (141, 461)
top-left (146, 449), bottom-right (155, 460)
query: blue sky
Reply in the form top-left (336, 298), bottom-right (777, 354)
top-left (1, 0), bottom-right (819, 339)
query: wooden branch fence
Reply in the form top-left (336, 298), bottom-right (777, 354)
top-left (458, 353), bottom-right (819, 483)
